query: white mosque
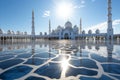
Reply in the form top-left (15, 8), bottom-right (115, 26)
top-left (0, 0), bottom-right (120, 42)
top-left (49, 20), bottom-right (80, 39)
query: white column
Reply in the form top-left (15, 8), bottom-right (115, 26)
top-left (107, 0), bottom-right (113, 40)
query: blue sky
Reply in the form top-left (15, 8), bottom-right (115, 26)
top-left (0, 0), bottom-right (120, 34)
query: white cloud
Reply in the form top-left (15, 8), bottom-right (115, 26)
top-left (73, 5), bottom-right (85, 9)
top-left (74, 0), bottom-right (95, 9)
top-left (43, 11), bottom-right (50, 17)
top-left (113, 19), bottom-right (120, 25)
top-left (79, 5), bottom-right (86, 8)
top-left (85, 19), bottom-right (120, 33)
top-left (86, 22), bottom-right (107, 32)
top-left (73, 0), bottom-right (86, 9)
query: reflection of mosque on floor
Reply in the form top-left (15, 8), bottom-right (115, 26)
top-left (107, 41), bottom-right (113, 62)
top-left (95, 43), bottom-right (100, 51)
top-left (31, 40), bottom-right (35, 65)
top-left (48, 40), bottom-right (51, 59)
top-left (0, 40), bottom-right (117, 60)
top-left (106, 41), bottom-right (113, 73)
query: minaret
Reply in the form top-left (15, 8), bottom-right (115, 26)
top-left (49, 19), bottom-right (51, 35)
top-left (31, 10), bottom-right (35, 39)
top-left (80, 18), bottom-right (82, 34)
top-left (107, 0), bottom-right (113, 40)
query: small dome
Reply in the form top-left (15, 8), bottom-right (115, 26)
top-left (44, 32), bottom-right (47, 35)
top-left (74, 25), bottom-right (78, 29)
top-left (65, 21), bottom-right (72, 29)
top-left (12, 31), bottom-right (15, 34)
top-left (82, 30), bottom-right (85, 34)
top-left (96, 29), bottom-right (100, 34)
top-left (40, 32), bottom-right (42, 35)
top-left (57, 25), bottom-right (61, 29)
top-left (7, 30), bottom-right (12, 34)
top-left (73, 25), bottom-right (79, 33)
top-left (16, 31), bottom-right (20, 35)
top-left (57, 25), bottom-right (62, 31)
top-left (88, 30), bottom-right (92, 34)
top-left (24, 32), bottom-right (27, 35)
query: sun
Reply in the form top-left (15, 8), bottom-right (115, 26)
top-left (56, 2), bottom-right (73, 19)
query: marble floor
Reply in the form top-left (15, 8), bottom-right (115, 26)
top-left (0, 40), bottom-right (120, 80)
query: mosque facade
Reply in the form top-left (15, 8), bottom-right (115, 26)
top-left (50, 21), bottom-right (79, 39)
top-left (45, 19), bottom-right (102, 40)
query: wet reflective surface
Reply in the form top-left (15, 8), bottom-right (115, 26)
top-left (0, 40), bottom-right (120, 80)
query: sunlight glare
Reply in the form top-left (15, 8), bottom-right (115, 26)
top-left (56, 2), bottom-right (73, 19)
top-left (60, 55), bottom-right (71, 78)
top-left (61, 58), bottom-right (69, 71)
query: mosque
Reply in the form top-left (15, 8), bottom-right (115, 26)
top-left (47, 18), bottom-right (105, 40)
top-left (49, 20), bottom-right (80, 40)
top-left (0, 0), bottom-right (120, 42)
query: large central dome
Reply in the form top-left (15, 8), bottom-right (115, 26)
top-left (65, 21), bottom-right (72, 29)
